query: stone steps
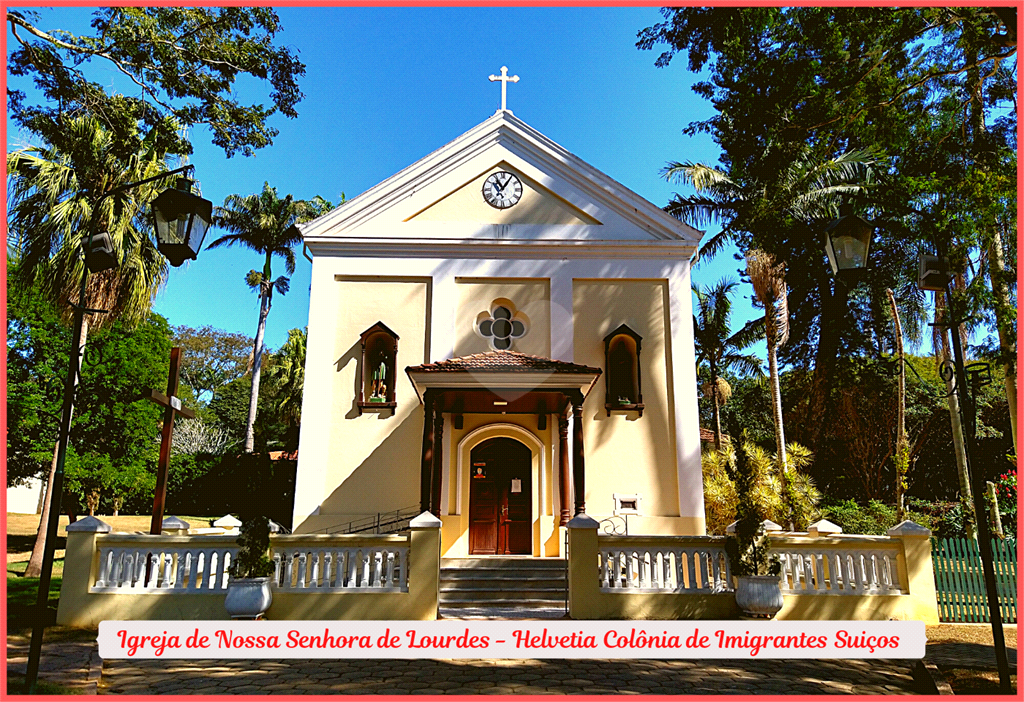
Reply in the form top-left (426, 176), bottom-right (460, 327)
top-left (439, 558), bottom-right (567, 612)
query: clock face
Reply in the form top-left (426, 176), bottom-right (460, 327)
top-left (482, 171), bottom-right (523, 209)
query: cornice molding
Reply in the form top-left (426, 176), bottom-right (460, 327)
top-left (305, 237), bottom-right (697, 260)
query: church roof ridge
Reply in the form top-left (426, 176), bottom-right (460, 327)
top-left (299, 109), bottom-right (703, 248)
top-left (406, 349), bottom-right (602, 375)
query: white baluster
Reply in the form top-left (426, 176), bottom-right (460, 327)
top-left (685, 549), bottom-right (697, 591)
top-left (372, 551), bottom-right (382, 587)
top-left (96, 549), bottom-right (111, 587)
top-left (312, 551), bottom-right (322, 587)
top-left (347, 549), bottom-right (358, 588)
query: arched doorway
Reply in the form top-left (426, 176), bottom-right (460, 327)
top-left (468, 437), bottom-right (532, 555)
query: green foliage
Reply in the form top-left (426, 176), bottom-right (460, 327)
top-left (702, 441), bottom-right (820, 535)
top-left (7, 116), bottom-right (170, 327)
top-left (821, 498), bottom-right (936, 536)
top-left (231, 514), bottom-right (275, 579)
top-left (6, 285), bottom-right (67, 486)
top-left (638, 7), bottom-right (1017, 486)
top-left (264, 327), bottom-right (307, 427)
top-left (166, 452), bottom-right (295, 527)
top-left (6, 285), bottom-right (173, 509)
top-left (8, 7), bottom-right (306, 158)
top-left (172, 325), bottom-right (253, 405)
top-left (722, 431), bottom-right (781, 577)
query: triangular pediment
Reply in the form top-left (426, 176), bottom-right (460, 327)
top-left (407, 162), bottom-right (599, 226)
top-left (300, 111), bottom-right (702, 256)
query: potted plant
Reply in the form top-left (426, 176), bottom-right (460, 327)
top-left (724, 429), bottom-right (783, 618)
top-left (225, 514), bottom-right (276, 619)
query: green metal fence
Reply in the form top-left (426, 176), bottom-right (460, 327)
top-left (932, 537), bottom-right (1017, 623)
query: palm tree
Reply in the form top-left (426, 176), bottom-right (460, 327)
top-left (207, 184), bottom-right (326, 452)
top-left (693, 279), bottom-right (763, 450)
top-left (661, 145), bottom-right (875, 261)
top-left (266, 327), bottom-right (307, 428)
top-left (745, 249), bottom-right (791, 477)
top-left (7, 115), bottom-right (172, 578)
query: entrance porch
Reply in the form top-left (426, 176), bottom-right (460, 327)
top-left (406, 351), bottom-right (601, 557)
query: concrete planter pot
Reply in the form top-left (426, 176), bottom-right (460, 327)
top-left (225, 577), bottom-right (273, 620)
top-left (735, 575), bottom-right (783, 619)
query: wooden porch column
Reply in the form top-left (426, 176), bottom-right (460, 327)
top-left (419, 390), bottom-right (436, 514)
top-left (558, 411), bottom-right (571, 525)
top-left (430, 406), bottom-right (444, 517)
top-left (570, 392), bottom-right (586, 516)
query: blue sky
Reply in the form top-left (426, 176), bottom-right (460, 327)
top-left (7, 6), bottom-right (763, 356)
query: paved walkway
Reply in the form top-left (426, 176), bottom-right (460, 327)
top-left (9, 623), bottom-right (1016, 695)
top-left (98, 656), bottom-right (921, 695)
top-left (6, 633), bottom-right (101, 694)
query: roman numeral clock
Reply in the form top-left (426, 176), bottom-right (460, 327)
top-left (482, 171), bottom-right (523, 209)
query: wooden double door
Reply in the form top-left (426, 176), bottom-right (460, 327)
top-left (468, 437), bottom-right (532, 555)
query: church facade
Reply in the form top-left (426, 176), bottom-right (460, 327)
top-left (292, 108), bottom-right (706, 557)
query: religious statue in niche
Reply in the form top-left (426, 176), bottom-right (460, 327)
top-left (472, 464), bottom-right (487, 479)
top-left (368, 362), bottom-right (388, 402)
top-left (358, 321), bottom-right (399, 414)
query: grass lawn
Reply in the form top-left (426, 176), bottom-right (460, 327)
top-left (6, 674), bottom-right (85, 695)
top-left (6, 513), bottom-right (215, 635)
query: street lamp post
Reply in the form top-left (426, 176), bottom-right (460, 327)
top-left (23, 165), bottom-right (213, 694)
top-left (824, 218), bottom-right (1011, 693)
top-left (918, 242), bottom-right (1011, 694)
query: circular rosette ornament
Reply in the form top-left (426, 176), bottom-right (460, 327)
top-left (476, 301), bottom-right (528, 350)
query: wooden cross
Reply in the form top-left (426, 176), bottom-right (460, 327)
top-left (489, 66), bottom-right (519, 112)
top-left (144, 347), bottom-right (195, 535)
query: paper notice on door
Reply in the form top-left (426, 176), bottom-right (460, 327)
top-left (511, 479), bottom-right (522, 493)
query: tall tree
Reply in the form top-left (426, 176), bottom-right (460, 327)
top-left (7, 116), bottom-right (174, 578)
top-left (692, 280), bottom-right (763, 450)
top-left (746, 250), bottom-right (791, 479)
top-left (639, 7), bottom-right (1016, 462)
top-left (8, 7), bottom-right (305, 158)
top-left (172, 325), bottom-right (253, 404)
top-left (207, 184), bottom-right (328, 452)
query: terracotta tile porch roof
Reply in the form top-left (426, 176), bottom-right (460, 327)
top-left (700, 428), bottom-right (731, 443)
top-left (406, 350), bottom-right (602, 375)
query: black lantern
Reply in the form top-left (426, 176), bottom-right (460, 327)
top-left (824, 214), bottom-right (874, 279)
top-left (83, 231), bottom-right (117, 273)
top-left (917, 253), bottom-right (951, 291)
top-left (152, 178), bottom-right (213, 267)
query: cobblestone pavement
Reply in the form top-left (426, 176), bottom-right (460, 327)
top-left (926, 641), bottom-right (1017, 670)
top-left (98, 656), bottom-right (922, 695)
top-left (7, 633), bottom-right (101, 694)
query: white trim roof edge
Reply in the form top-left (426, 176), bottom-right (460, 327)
top-left (300, 111), bottom-right (702, 246)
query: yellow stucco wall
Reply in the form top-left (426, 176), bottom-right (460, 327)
top-left (455, 279), bottom-right (550, 357)
top-left (573, 280), bottom-right (689, 531)
top-left (298, 278), bottom-right (429, 532)
top-left (407, 163), bottom-right (599, 225)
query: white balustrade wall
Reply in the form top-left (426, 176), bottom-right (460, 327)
top-left (88, 534), bottom-right (411, 594)
top-left (92, 537), bottom-right (238, 593)
top-left (597, 536), bottom-right (731, 593)
top-left (773, 539), bottom-right (902, 595)
top-left (272, 542), bottom-right (409, 592)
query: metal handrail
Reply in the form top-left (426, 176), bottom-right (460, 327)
top-left (323, 505), bottom-right (421, 535)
